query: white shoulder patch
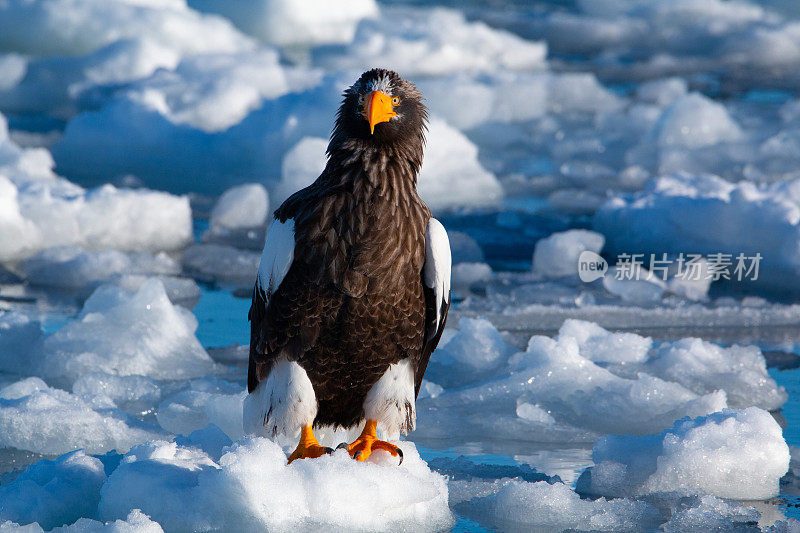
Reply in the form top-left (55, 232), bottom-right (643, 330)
top-left (257, 218), bottom-right (295, 301)
top-left (423, 218), bottom-right (451, 332)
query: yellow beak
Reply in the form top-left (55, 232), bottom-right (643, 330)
top-left (361, 91), bottom-right (396, 134)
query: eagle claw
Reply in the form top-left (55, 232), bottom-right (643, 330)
top-left (340, 420), bottom-right (403, 465)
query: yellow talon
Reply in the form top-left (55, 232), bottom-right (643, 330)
top-left (287, 425), bottom-right (333, 464)
top-left (340, 420), bottom-right (403, 464)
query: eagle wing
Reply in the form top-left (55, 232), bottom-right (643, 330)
top-left (416, 217), bottom-right (451, 395)
top-left (248, 217), bottom-right (296, 392)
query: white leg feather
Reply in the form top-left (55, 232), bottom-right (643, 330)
top-left (363, 359), bottom-right (416, 439)
top-left (243, 357), bottom-right (317, 438)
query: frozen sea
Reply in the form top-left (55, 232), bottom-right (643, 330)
top-left (2, 0), bottom-right (800, 530)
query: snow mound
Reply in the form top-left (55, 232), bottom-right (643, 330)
top-left (537, 0), bottom-right (800, 87)
top-left (451, 262), bottom-right (492, 288)
top-left (662, 495), bottom-right (762, 532)
top-left (421, 71), bottom-right (621, 131)
top-left (418, 118), bottom-right (503, 210)
top-left (38, 279), bottom-right (218, 387)
top-left (0, 450), bottom-right (105, 530)
top-left (594, 172), bottom-right (800, 292)
top-left (98, 438), bottom-right (453, 531)
top-left (486, 480), bottom-right (661, 532)
top-left (420, 318), bottom-right (783, 444)
top-left (0, 112), bottom-right (192, 261)
top-left (20, 182), bottom-right (192, 259)
top-left (274, 137), bottom-right (327, 207)
top-left (0, 378), bottom-right (165, 455)
top-left (426, 318), bottom-right (517, 388)
top-left (533, 229), bottom-right (605, 278)
top-left (22, 247), bottom-right (179, 291)
top-left (417, 319), bottom-right (727, 443)
top-left (181, 244), bottom-right (260, 286)
top-left (649, 93), bottom-right (742, 149)
top-left (189, 0), bottom-right (378, 47)
top-left (644, 338), bottom-right (787, 411)
top-left (51, 73), bottom-right (341, 194)
top-left (73, 373), bottom-right (162, 418)
top-left (156, 378), bottom-right (245, 440)
top-left (560, 319), bottom-right (652, 364)
top-left (577, 407), bottom-right (789, 500)
top-left (563, 320), bottom-right (784, 411)
top-left (109, 50), bottom-right (317, 132)
top-left (319, 7), bottom-right (547, 76)
top-left (209, 183), bottom-right (269, 234)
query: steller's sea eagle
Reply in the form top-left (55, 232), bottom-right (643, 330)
top-left (243, 69), bottom-right (451, 464)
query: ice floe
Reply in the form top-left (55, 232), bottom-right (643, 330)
top-left (21, 247), bottom-right (179, 292)
top-left (208, 183), bottom-right (269, 236)
top-left (189, 0), bottom-right (378, 47)
top-left (577, 407), bottom-right (790, 500)
top-left (97, 438), bottom-right (452, 531)
top-left (476, 480), bottom-right (661, 532)
top-left (0, 450), bottom-right (105, 530)
top-left (0, 0), bottom-right (254, 58)
top-left (156, 378), bottom-right (245, 440)
top-left (417, 321), bottom-right (727, 443)
top-left (0, 112), bottom-right (191, 262)
top-left (37, 279), bottom-right (218, 387)
top-left (316, 7), bottom-right (547, 76)
top-left (0, 377), bottom-right (165, 455)
top-left (418, 318), bottom-right (785, 443)
top-left (532, 229), bottom-right (605, 278)
top-left (595, 172), bottom-right (800, 293)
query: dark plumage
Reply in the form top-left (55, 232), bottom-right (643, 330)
top-left (247, 69), bottom-right (449, 435)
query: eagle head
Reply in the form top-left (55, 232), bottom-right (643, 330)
top-left (334, 68), bottom-right (428, 148)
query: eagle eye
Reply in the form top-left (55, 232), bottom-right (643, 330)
top-left (392, 96), bottom-right (401, 106)
top-left (358, 94), bottom-right (365, 105)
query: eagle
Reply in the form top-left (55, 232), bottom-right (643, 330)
top-left (243, 68), bottom-right (451, 464)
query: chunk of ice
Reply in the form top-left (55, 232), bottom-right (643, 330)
top-left (577, 407), bottom-right (790, 500)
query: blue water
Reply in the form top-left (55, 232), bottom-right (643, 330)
top-left (193, 286), bottom-right (251, 348)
